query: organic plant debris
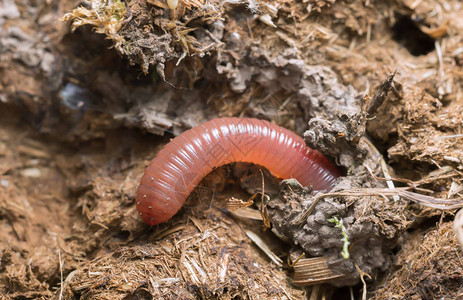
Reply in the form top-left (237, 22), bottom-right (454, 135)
top-left (370, 221), bottom-right (463, 299)
top-left (1, 0), bottom-right (463, 299)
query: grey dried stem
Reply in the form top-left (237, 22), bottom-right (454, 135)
top-left (314, 188), bottom-right (463, 210)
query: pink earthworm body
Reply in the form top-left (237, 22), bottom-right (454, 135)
top-left (136, 118), bottom-right (341, 225)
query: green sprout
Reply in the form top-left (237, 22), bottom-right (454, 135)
top-left (327, 216), bottom-right (350, 259)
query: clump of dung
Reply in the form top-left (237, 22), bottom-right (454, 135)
top-left (268, 178), bottom-right (412, 287)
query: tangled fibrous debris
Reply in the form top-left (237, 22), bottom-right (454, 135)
top-left (60, 211), bottom-right (305, 299)
top-left (388, 90), bottom-right (463, 166)
top-left (61, 0), bottom-right (266, 76)
top-left (61, 0), bottom-right (126, 47)
top-left (370, 221), bottom-right (463, 299)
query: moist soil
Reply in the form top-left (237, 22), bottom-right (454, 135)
top-left (1, 0), bottom-right (463, 299)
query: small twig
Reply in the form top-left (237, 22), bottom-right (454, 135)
top-left (436, 134), bottom-right (463, 140)
top-left (258, 169), bottom-right (271, 229)
top-left (287, 252), bottom-right (305, 268)
top-left (208, 183), bottom-right (217, 209)
top-left (245, 231), bottom-right (283, 267)
top-left (58, 251), bottom-right (64, 300)
top-left (295, 196), bottom-right (323, 227)
top-left (380, 160), bottom-right (400, 201)
top-left (310, 285), bottom-right (321, 300)
top-left (435, 40), bottom-right (445, 80)
top-left (354, 263), bottom-right (371, 300)
top-left (312, 188), bottom-right (463, 210)
top-left (365, 165), bottom-right (460, 192)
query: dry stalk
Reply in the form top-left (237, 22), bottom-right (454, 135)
top-left (312, 187), bottom-right (463, 210)
top-left (245, 230), bottom-right (283, 267)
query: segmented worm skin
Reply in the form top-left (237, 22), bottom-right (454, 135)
top-left (136, 118), bottom-right (341, 225)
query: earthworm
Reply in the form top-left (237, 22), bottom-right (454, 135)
top-left (136, 118), bottom-right (341, 225)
